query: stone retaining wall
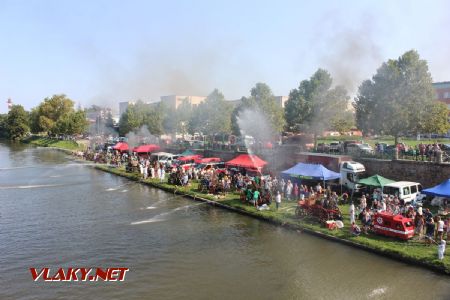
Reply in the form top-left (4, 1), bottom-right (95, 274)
top-left (358, 158), bottom-right (450, 187)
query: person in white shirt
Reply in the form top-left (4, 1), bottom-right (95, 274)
top-left (436, 216), bottom-right (445, 241)
top-left (285, 180), bottom-right (293, 201)
top-left (438, 240), bottom-right (446, 260)
top-left (275, 191), bottom-right (281, 210)
top-left (349, 202), bottom-right (355, 224)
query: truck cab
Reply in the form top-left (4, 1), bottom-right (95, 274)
top-left (339, 161), bottom-right (366, 191)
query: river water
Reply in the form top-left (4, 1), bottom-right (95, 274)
top-left (0, 141), bottom-right (449, 300)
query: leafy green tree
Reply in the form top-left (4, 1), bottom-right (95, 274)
top-left (54, 110), bottom-right (88, 135)
top-left (32, 94), bottom-right (75, 134)
top-left (119, 101), bottom-right (166, 136)
top-left (231, 83), bottom-right (285, 136)
top-left (285, 69), bottom-right (351, 145)
top-left (354, 50), bottom-right (437, 144)
top-left (6, 105), bottom-right (30, 140)
top-left (0, 114), bottom-right (8, 138)
top-left (331, 110), bottom-right (355, 135)
top-left (189, 89), bottom-right (232, 135)
top-left (420, 101), bottom-right (450, 135)
top-left (105, 111), bottom-right (115, 129)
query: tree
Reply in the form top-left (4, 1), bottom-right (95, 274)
top-left (105, 111), bottom-right (115, 129)
top-left (354, 50), bottom-right (437, 144)
top-left (331, 110), bottom-right (355, 135)
top-left (0, 114), bottom-right (8, 138)
top-left (119, 101), bottom-right (165, 136)
top-left (284, 69), bottom-right (351, 145)
top-left (231, 83), bottom-right (285, 137)
top-left (189, 89), bottom-right (232, 135)
top-left (420, 101), bottom-right (450, 135)
top-left (32, 94), bottom-right (75, 134)
top-left (54, 110), bottom-right (88, 135)
top-left (6, 105), bottom-right (30, 140)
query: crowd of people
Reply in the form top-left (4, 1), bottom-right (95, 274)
top-left (375, 142), bottom-right (449, 162)
top-left (79, 147), bottom-right (448, 260)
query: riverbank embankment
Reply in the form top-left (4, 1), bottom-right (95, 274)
top-left (94, 164), bottom-right (449, 275)
top-left (21, 136), bottom-right (85, 152)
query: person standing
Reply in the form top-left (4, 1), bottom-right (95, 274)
top-left (285, 180), bottom-right (293, 201)
top-left (275, 191), bottom-right (281, 210)
top-left (349, 202), bottom-right (355, 225)
top-left (436, 216), bottom-right (445, 241)
top-left (253, 189), bottom-right (260, 207)
top-left (360, 195), bottom-right (367, 212)
top-left (438, 240), bottom-right (446, 260)
top-left (293, 183), bottom-right (299, 201)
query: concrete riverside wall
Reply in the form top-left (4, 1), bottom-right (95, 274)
top-left (358, 158), bottom-right (450, 188)
top-left (161, 145), bottom-right (449, 188)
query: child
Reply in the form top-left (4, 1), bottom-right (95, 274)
top-left (351, 222), bottom-right (361, 236)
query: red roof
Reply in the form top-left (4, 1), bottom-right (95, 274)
top-left (133, 144), bottom-right (161, 153)
top-left (225, 154), bottom-right (267, 169)
top-left (178, 154), bottom-right (203, 162)
top-left (195, 157), bottom-right (221, 164)
top-left (113, 142), bottom-right (129, 151)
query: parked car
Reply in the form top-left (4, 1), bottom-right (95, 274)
top-left (346, 143), bottom-right (373, 155)
top-left (329, 142), bottom-right (341, 153)
top-left (358, 143), bottom-right (374, 154)
top-left (316, 143), bottom-right (330, 152)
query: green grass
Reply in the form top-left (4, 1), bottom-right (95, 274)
top-left (95, 164), bottom-right (450, 274)
top-left (22, 136), bottom-right (85, 151)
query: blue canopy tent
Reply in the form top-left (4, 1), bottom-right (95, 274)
top-left (422, 179), bottom-right (450, 198)
top-left (281, 163), bottom-right (341, 187)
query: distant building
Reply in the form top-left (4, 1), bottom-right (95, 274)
top-left (7, 98), bottom-right (12, 111)
top-left (433, 82), bottom-right (450, 108)
top-left (160, 95), bottom-right (206, 110)
top-left (119, 101), bottom-right (135, 116)
top-left (274, 96), bottom-right (289, 108)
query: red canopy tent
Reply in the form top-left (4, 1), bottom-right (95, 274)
top-left (225, 154), bottom-right (267, 170)
top-left (113, 142), bottom-right (129, 152)
top-left (132, 144), bottom-right (161, 153)
top-left (195, 157), bottom-right (221, 164)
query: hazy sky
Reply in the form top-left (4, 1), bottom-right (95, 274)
top-left (1, 0), bottom-right (449, 113)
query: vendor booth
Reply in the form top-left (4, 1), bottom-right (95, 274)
top-left (281, 162), bottom-right (341, 186)
top-left (112, 142), bottom-right (129, 153)
top-left (132, 144), bottom-right (161, 157)
top-left (225, 154), bottom-right (267, 175)
top-left (357, 174), bottom-right (395, 188)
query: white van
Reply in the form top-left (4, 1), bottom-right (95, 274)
top-left (382, 181), bottom-right (424, 203)
top-left (150, 152), bottom-right (180, 166)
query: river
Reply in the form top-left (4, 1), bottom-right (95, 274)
top-left (0, 141), bottom-right (449, 300)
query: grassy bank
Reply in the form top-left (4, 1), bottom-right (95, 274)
top-left (95, 164), bottom-right (449, 275)
top-left (22, 136), bottom-right (85, 151)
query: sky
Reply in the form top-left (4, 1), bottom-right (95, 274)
top-left (1, 0), bottom-right (449, 113)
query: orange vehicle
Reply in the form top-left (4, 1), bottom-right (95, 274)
top-left (372, 212), bottom-right (415, 240)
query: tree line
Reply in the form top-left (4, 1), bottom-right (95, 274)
top-left (121, 49), bottom-right (449, 143)
top-left (0, 94), bottom-right (88, 140)
top-left (2, 49), bottom-right (448, 142)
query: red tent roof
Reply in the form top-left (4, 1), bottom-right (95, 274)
top-left (113, 142), bottom-right (129, 151)
top-left (195, 157), bottom-right (221, 164)
top-left (178, 154), bottom-right (203, 162)
top-left (225, 154), bottom-right (267, 169)
top-left (133, 144), bottom-right (161, 153)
